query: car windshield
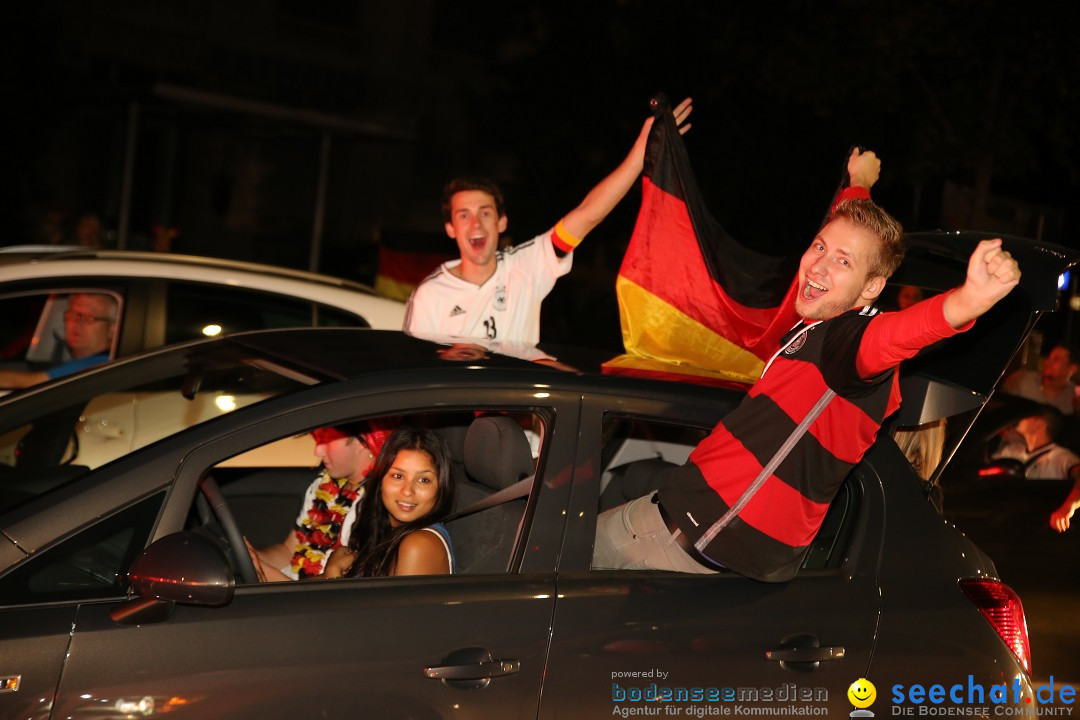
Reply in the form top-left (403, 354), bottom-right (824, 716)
top-left (0, 340), bottom-right (323, 514)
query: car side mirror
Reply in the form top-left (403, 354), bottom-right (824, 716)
top-left (121, 531), bottom-right (235, 617)
top-left (111, 531), bottom-right (235, 625)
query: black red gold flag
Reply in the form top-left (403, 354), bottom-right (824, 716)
top-left (604, 95), bottom-right (864, 387)
top-left (604, 95), bottom-right (800, 387)
top-left (375, 230), bottom-right (457, 302)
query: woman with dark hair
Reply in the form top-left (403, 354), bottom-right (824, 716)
top-left (324, 428), bottom-right (456, 577)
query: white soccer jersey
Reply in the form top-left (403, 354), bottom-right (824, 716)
top-left (995, 441), bottom-right (1080, 480)
top-left (403, 230), bottom-right (572, 344)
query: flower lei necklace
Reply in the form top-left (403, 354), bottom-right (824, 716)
top-left (290, 469), bottom-right (367, 578)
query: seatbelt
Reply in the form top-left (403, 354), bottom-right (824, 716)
top-left (1021, 446), bottom-right (1055, 477)
top-left (445, 475), bottom-right (534, 522)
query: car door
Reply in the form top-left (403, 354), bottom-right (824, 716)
top-left (0, 490), bottom-right (167, 720)
top-left (539, 390), bottom-right (884, 717)
top-left (44, 386), bottom-right (580, 720)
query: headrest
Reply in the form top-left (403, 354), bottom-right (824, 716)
top-left (463, 415), bottom-right (534, 491)
top-left (438, 423), bottom-right (469, 463)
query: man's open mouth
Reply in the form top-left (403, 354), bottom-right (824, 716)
top-left (803, 279), bottom-right (827, 300)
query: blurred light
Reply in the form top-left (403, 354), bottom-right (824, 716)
top-left (978, 466), bottom-right (1009, 477)
top-left (534, 392), bottom-right (550, 399)
top-left (1058, 270), bottom-right (1071, 291)
top-left (215, 395), bottom-right (237, 412)
top-left (202, 324), bottom-right (222, 337)
top-left (113, 696), bottom-right (154, 715)
top-left (1070, 295), bottom-right (1080, 312)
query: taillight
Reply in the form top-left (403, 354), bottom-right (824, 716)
top-left (959, 579), bottom-right (1031, 675)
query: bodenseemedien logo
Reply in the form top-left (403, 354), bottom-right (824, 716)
top-left (609, 668), bottom-right (831, 717)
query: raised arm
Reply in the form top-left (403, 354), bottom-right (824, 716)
top-left (856, 291), bottom-right (965, 378)
top-left (943, 239), bottom-right (1021, 328)
top-left (856, 239), bottom-right (1021, 378)
top-left (557, 97), bottom-right (693, 247)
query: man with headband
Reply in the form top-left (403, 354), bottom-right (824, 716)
top-left (254, 421), bottom-right (392, 581)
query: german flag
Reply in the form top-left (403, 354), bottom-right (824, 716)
top-left (374, 230), bottom-right (457, 302)
top-left (604, 95), bottom-right (863, 387)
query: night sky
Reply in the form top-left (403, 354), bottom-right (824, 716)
top-left (7, 0), bottom-right (1080, 348)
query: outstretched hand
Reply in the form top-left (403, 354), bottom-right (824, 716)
top-left (562, 96), bottom-right (694, 241)
top-left (943, 238), bottom-right (1021, 328)
top-left (1051, 504), bottom-right (1073, 533)
top-left (847, 148), bottom-right (880, 190)
top-left (1050, 480), bottom-right (1080, 533)
top-left (966, 238), bottom-right (1021, 298)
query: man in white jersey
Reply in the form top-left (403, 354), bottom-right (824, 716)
top-left (403, 98), bottom-right (693, 344)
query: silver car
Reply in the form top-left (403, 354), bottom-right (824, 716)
top-left (0, 248), bottom-right (405, 382)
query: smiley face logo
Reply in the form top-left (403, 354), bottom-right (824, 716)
top-left (848, 678), bottom-right (877, 708)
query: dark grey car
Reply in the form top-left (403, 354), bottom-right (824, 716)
top-left (0, 232), bottom-right (1073, 719)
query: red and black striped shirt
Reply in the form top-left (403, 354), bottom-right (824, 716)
top-left (659, 292), bottom-right (967, 581)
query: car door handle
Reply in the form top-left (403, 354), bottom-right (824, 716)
top-left (424, 658), bottom-right (521, 681)
top-left (765, 646), bottom-right (845, 663)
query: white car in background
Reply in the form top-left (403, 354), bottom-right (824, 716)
top-left (0, 248), bottom-right (405, 380)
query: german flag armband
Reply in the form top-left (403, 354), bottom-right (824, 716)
top-left (552, 221), bottom-right (582, 255)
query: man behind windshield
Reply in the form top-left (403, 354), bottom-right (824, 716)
top-left (0, 293), bottom-right (117, 389)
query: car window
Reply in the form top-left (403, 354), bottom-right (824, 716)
top-left (164, 282), bottom-right (369, 344)
top-left (0, 295), bottom-right (48, 367)
top-left (594, 414), bottom-right (860, 574)
top-left (0, 289), bottom-right (121, 371)
top-left (799, 479), bottom-right (859, 570)
top-left (0, 343), bottom-right (322, 514)
top-left (201, 409), bottom-right (546, 584)
top-left (0, 492), bottom-right (164, 606)
top-left (598, 416), bottom-right (707, 511)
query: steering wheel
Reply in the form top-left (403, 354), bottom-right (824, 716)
top-left (198, 476), bottom-right (259, 584)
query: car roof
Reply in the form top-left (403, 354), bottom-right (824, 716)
top-left (0, 248), bottom-right (385, 296)
top-left (0, 248), bottom-right (407, 331)
top-left (223, 330), bottom-right (668, 400)
top-left (231, 329), bottom-right (560, 379)
top-left (0, 326), bottom-right (702, 406)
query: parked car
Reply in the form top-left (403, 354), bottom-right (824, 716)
top-left (0, 232), bottom-right (1072, 719)
top-left (0, 248), bottom-right (406, 385)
